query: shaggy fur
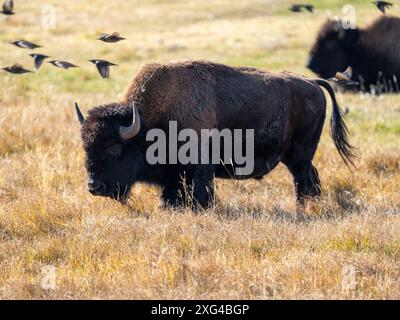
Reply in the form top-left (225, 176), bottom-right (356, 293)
top-left (79, 60), bottom-right (354, 209)
top-left (308, 16), bottom-right (400, 92)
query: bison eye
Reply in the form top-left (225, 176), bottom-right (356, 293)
top-left (105, 143), bottom-right (123, 157)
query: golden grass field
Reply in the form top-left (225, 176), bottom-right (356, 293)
top-left (0, 0), bottom-right (399, 299)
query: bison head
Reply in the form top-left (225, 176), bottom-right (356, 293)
top-left (307, 19), bottom-right (360, 79)
top-left (75, 102), bottom-right (144, 202)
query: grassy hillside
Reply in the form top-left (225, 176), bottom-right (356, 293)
top-left (0, 0), bottom-right (399, 299)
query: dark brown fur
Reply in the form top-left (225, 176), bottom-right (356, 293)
top-left (79, 60), bottom-right (354, 208)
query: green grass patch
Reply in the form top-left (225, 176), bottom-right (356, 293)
top-left (374, 122), bottom-right (400, 135)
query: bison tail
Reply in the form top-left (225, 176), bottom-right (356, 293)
top-left (315, 79), bottom-right (356, 167)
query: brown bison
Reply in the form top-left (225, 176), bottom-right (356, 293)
top-left (75, 60), bottom-right (354, 209)
top-left (308, 16), bottom-right (400, 93)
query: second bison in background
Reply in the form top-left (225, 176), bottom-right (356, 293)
top-left (308, 16), bottom-right (400, 93)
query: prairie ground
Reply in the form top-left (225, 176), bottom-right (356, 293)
top-left (0, 0), bottom-right (399, 299)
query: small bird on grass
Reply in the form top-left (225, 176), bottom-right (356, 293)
top-left (97, 32), bottom-right (126, 43)
top-left (2, 63), bottom-right (33, 74)
top-left (1, 0), bottom-right (14, 15)
top-left (89, 59), bottom-right (118, 79)
top-left (10, 40), bottom-right (42, 50)
top-left (29, 53), bottom-right (50, 70)
top-left (48, 60), bottom-right (78, 69)
top-left (289, 4), bottom-right (314, 13)
top-left (329, 66), bottom-right (359, 86)
top-left (372, 1), bottom-right (393, 13)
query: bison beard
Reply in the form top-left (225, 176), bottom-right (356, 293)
top-left (76, 60), bottom-right (355, 210)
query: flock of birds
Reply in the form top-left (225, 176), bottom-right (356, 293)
top-left (1, 0), bottom-right (123, 79)
top-left (290, 1), bottom-right (393, 14)
top-left (0, 0), bottom-right (394, 81)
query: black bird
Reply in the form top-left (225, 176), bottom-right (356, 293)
top-left (10, 40), bottom-right (42, 50)
top-left (290, 4), bottom-right (314, 13)
top-left (89, 59), bottom-right (118, 79)
top-left (29, 53), bottom-right (50, 70)
top-left (97, 32), bottom-right (126, 43)
top-left (372, 1), bottom-right (393, 13)
top-left (2, 63), bottom-right (33, 74)
top-left (1, 0), bottom-right (14, 15)
top-left (329, 67), bottom-right (359, 86)
top-left (48, 60), bottom-right (78, 69)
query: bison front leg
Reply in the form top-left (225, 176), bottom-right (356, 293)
top-left (161, 182), bottom-right (183, 208)
top-left (189, 165), bottom-right (215, 210)
top-left (161, 165), bottom-right (215, 210)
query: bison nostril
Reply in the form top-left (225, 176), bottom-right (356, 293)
top-left (88, 181), bottom-right (106, 195)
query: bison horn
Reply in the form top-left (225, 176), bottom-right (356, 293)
top-left (75, 102), bottom-right (85, 125)
top-left (119, 103), bottom-right (141, 140)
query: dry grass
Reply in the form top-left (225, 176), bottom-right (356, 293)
top-left (0, 0), bottom-right (399, 299)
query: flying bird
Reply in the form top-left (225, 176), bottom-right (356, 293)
top-left (89, 59), bottom-right (118, 79)
top-left (329, 66), bottom-right (359, 86)
top-left (289, 4), bottom-right (314, 13)
top-left (97, 32), bottom-right (126, 43)
top-left (2, 64), bottom-right (33, 74)
top-left (29, 53), bottom-right (50, 70)
top-left (48, 60), bottom-right (78, 69)
top-left (372, 1), bottom-right (393, 13)
top-left (10, 40), bottom-right (42, 50)
top-left (1, 0), bottom-right (14, 15)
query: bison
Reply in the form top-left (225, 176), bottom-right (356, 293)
top-left (307, 16), bottom-right (400, 93)
top-left (75, 60), bottom-right (354, 209)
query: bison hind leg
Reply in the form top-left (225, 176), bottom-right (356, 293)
top-left (286, 160), bottom-right (321, 204)
top-left (282, 134), bottom-right (323, 204)
top-left (282, 103), bottom-right (325, 204)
